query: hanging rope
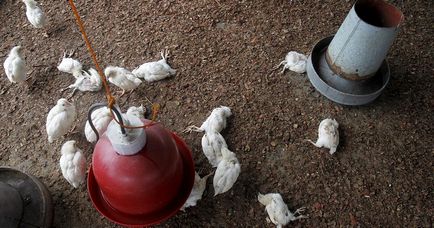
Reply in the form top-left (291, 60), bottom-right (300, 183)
top-left (68, 0), bottom-right (158, 129)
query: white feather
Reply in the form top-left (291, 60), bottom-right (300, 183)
top-left (279, 51), bottom-right (307, 74)
top-left (84, 107), bottom-right (112, 143)
top-left (60, 140), bottom-right (86, 188)
top-left (105, 66), bottom-right (142, 92)
top-left (308, 118), bottom-right (339, 154)
top-left (258, 193), bottom-right (307, 227)
top-left (195, 106), bottom-right (231, 132)
top-left (57, 57), bottom-right (83, 78)
top-left (126, 105), bottom-right (145, 119)
top-left (68, 68), bottom-right (102, 92)
top-left (3, 46), bottom-right (26, 83)
top-left (213, 147), bottom-right (240, 196)
top-left (201, 132), bottom-right (227, 167)
top-left (181, 172), bottom-right (212, 211)
top-left (132, 50), bottom-right (176, 82)
top-left (46, 98), bottom-right (76, 143)
top-left (22, 0), bottom-right (46, 28)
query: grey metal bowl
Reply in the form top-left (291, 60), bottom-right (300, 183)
top-left (307, 36), bottom-right (390, 106)
top-left (0, 167), bottom-right (53, 228)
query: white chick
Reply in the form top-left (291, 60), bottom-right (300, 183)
top-left (181, 172), bottom-right (213, 211)
top-left (258, 193), bottom-right (307, 227)
top-left (22, 0), bottom-right (46, 28)
top-left (3, 46), bottom-right (27, 83)
top-left (63, 68), bottom-right (102, 97)
top-left (277, 51), bottom-right (307, 74)
top-left (104, 66), bottom-right (142, 96)
top-left (184, 106), bottom-right (232, 133)
top-left (126, 105), bottom-right (145, 119)
top-left (57, 52), bottom-right (83, 78)
top-left (59, 140), bottom-right (86, 188)
top-left (132, 50), bottom-right (176, 82)
top-left (201, 132), bottom-right (227, 167)
top-left (84, 106), bottom-right (112, 143)
top-left (308, 118), bottom-right (339, 155)
top-left (46, 98), bottom-right (76, 143)
top-left (213, 147), bottom-right (240, 196)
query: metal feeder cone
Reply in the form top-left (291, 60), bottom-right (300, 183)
top-left (86, 104), bottom-right (195, 227)
top-left (307, 0), bottom-right (403, 105)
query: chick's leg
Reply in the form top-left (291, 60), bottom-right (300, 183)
top-left (183, 125), bottom-right (203, 133)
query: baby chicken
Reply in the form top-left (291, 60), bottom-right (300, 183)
top-left (46, 98), bottom-right (76, 143)
top-left (104, 66), bottom-right (142, 96)
top-left (277, 51), bottom-right (307, 74)
top-left (258, 193), bottom-right (307, 227)
top-left (84, 106), bottom-right (112, 143)
top-left (63, 68), bottom-right (102, 97)
top-left (308, 118), bottom-right (339, 154)
top-left (57, 51), bottom-right (83, 78)
top-left (185, 106), bottom-right (232, 133)
top-left (3, 46), bottom-right (27, 83)
top-left (202, 132), bottom-right (227, 167)
top-left (181, 172), bottom-right (213, 211)
top-left (132, 49), bottom-right (177, 82)
top-left (213, 147), bottom-right (240, 196)
top-left (22, 0), bottom-right (46, 28)
top-left (126, 105), bottom-right (145, 119)
top-left (59, 140), bottom-right (86, 188)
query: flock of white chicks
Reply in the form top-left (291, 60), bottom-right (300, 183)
top-left (4, 0), bottom-right (176, 191)
top-left (178, 53), bottom-right (339, 227)
top-left (181, 106), bottom-right (339, 227)
top-left (3, 1), bottom-right (341, 227)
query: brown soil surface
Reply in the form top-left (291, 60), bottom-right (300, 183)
top-left (0, 0), bottom-right (432, 227)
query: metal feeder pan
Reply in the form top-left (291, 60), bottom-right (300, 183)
top-left (307, 36), bottom-right (390, 106)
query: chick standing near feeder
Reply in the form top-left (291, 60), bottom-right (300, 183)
top-left (59, 140), bottom-right (86, 188)
top-left (46, 98), bottom-right (76, 143)
top-left (213, 147), bottom-right (240, 196)
top-left (105, 66), bottom-right (142, 96)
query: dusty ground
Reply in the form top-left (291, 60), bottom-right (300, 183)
top-left (0, 0), bottom-right (433, 227)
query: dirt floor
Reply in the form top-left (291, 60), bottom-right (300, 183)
top-left (0, 0), bottom-right (433, 227)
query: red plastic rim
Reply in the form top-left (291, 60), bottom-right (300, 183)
top-left (87, 133), bottom-right (195, 227)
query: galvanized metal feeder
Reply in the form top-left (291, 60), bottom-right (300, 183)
top-left (307, 0), bottom-right (403, 105)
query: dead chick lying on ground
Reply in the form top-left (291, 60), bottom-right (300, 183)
top-left (307, 118), bottom-right (339, 155)
top-left (105, 66), bottom-right (142, 96)
top-left (258, 193), bottom-right (307, 227)
top-left (132, 50), bottom-right (176, 82)
top-left (202, 131), bottom-right (227, 167)
top-left (62, 68), bottom-right (102, 97)
top-left (57, 51), bottom-right (83, 78)
top-left (184, 106), bottom-right (232, 133)
top-left (22, 0), bottom-right (46, 28)
top-left (276, 51), bottom-right (307, 74)
top-left (213, 147), bottom-right (240, 196)
top-left (126, 105), bottom-right (145, 119)
top-left (84, 106), bottom-right (112, 143)
top-left (3, 46), bottom-right (27, 83)
top-left (46, 98), bottom-right (76, 143)
top-left (59, 140), bottom-right (86, 188)
top-left (181, 172), bottom-right (213, 211)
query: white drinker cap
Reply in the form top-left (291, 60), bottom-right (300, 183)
top-left (106, 114), bottom-right (146, 156)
